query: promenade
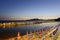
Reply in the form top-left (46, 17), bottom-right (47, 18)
top-left (53, 26), bottom-right (60, 40)
top-left (56, 26), bottom-right (60, 40)
top-left (57, 34), bottom-right (60, 40)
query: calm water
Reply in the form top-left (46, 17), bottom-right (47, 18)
top-left (0, 22), bottom-right (60, 38)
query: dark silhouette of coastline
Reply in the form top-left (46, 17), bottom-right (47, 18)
top-left (0, 17), bottom-right (60, 23)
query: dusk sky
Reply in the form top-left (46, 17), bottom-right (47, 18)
top-left (0, 0), bottom-right (60, 19)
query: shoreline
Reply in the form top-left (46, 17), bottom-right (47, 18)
top-left (0, 21), bottom-right (42, 28)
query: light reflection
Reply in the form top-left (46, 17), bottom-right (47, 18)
top-left (0, 21), bottom-right (42, 28)
top-left (0, 23), bottom-right (59, 40)
top-left (6, 25), bottom-right (59, 40)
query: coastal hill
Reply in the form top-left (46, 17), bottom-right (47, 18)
top-left (0, 18), bottom-right (44, 23)
top-left (55, 18), bottom-right (60, 21)
top-left (0, 17), bottom-right (60, 23)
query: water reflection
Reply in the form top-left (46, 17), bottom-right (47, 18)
top-left (0, 22), bottom-right (60, 40)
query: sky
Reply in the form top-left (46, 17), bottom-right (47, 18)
top-left (0, 0), bottom-right (60, 19)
